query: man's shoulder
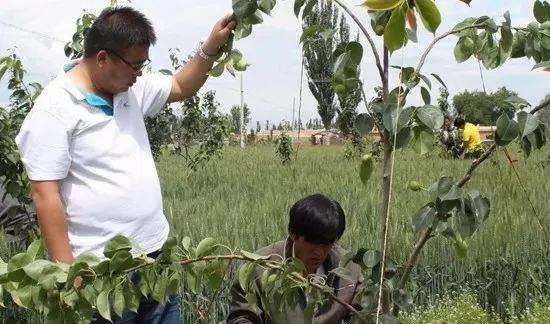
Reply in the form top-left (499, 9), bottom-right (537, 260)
top-left (255, 240), bottom-right (286, 259)
top-left (33, 75), bottom-right (79, 110)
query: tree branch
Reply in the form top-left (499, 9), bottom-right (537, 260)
top-left (333, 0), bottom-right (385, 86)
top-left (415, 24), bottom-right (484, 75)
top-left (125, 254), bottom-right (367, 322)
top-left (530, 96), bottom-right (550, 115)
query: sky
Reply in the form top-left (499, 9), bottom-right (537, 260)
top-left (0, 0), bottom-right (547, 128)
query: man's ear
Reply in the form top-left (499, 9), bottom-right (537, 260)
top-left (289, 233), bottom-right (297, 242)
top-left (97, 50), bottom-right (109, 68)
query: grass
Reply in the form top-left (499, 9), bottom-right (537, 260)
top-left (1, 143), bottom-right (549, 323)
top-left (154, 143), bottom-right (550, 321)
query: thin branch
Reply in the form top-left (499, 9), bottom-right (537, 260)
top-left (502, 149), bottom-right (549, 243)
top-left (333, 0), bottom-right (385, 85)
top-left (415, 24), bottom-right (484, 75)
top-left (396, 228), bottom-right (433, 293)
top-left (530, 96), bottom-right (550, 114)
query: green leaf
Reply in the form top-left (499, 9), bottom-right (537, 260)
top-left (158, 69), bottom-right (172, 76)
top-left (500, 26), bottom-right (514, 59)
top-left (534, 0), bottom-right (550, 24)
top-left (411, 127), bottom-right (433, 155)
top-left (241, 250), bottom-right (270, 261)
top-left (244, 10), bottom-right (264, 25)
top-left (355, 113), bottom-right (375, 135)
top-left (517, 111), bottom-right (540, 138)
top-left (109, 250), bottom-right (134, 274)
top-left (363, 250), bottom-right (381, 268)
top-left (195, 237), bottom-right (217, 257)
top-left (302, 0), bottom-right (317, 19)
top-left (468, 191), bottom-right (491, 223)
top-left (398, 106), bottom-right (415, 131)
top-left (113, 287), bottom-right (125, 317)
top-left (238, 263), bottom-right (256, 292)
top-left (411, 205), bottom-right (436, 233)
top-left (419, 73), bottom-right (432, 89)
top-left (258, 0), bottom-right (276, 15)
top-left (22, 260), bottom-right (55, 281)
top-left (384, 5), bottom-right (407, 53)
top-left (430, 73), bottom-right (447, 88)
top-left (161, 236), bottom-right (178, 252)
top-left (420, 87), bottom-right (431, 104)
top-left (234, 21), bottom-right (253, 41)
top-left (417, 104), bottom-right (444, 131)
top-left (181, 237), bottom-right (191, 252)
top-left (395, 126), bottom-right (414, 149)
top-left (294, 0), bottom-right (306, 17)
top-left (482, 19), bottom-right (498, 33)
top-left (103, 235), bottom-right (132, 259)
top-left (454, 36), bottom-right (475, 63)
top-left (73, 252), bottom-right (101, 267)
top-left (123, 284), bottom-right (140, 313)
top-left (208, 62), bottom-right (225, 77)
top-left (7, 252), bottom-right (32, 272)
top-left (97, 290), bottom-right (112, 322)
top-left (511, 32), bottom-right (527, 58)
top-left (37, 263), bottom-right (68, 290)
top-left (300, 25), bottom-right (324, 43)
top-left (26, 240), bottom-right (45, 261)
top-left (233, 0), bottom-right (258, 19)
top-left (152, 272), bottom-right (169, 304)
top-left (304, 299), bottom-right (315, 324)
top-left (495, 113), bottom-right (520, 146)
top-left (329, 267), bottom-right (354, 282)
top-left (363, 0), bottom-right (403, 11)
top-left (414, 0), bottom-right (441, 33)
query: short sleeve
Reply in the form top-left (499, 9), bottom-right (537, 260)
top-left (131, 73), bottom-right (173, 117)
top-left (15, 106), bottom-right (74, 181)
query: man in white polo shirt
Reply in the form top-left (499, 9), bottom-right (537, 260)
top-left (15, 6), bottom-right (235, 324)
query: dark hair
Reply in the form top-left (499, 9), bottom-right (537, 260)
top-left (288, 194), bottom-right (346, 245)
top-left (84, 7), bottom-right (156, 58)
top-left (454, 117), bottom-right (465, 128)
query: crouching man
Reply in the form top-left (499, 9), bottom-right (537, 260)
top-left (227, 194), bottom-right (362, 324)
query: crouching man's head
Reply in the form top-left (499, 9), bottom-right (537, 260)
top-left (288, 194), bottom-right (346, 274)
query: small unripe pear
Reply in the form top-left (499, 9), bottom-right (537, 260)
top-left (359, 154), bottom-right (374, 184)
top-left (407, 181), bottom-right (423, 191)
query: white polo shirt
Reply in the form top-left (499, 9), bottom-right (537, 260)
top-left (15, 63), bottom-right (173, 257)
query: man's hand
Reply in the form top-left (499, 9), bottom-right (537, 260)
top-left (201, 14), bottom-right (237, 56)
top-left (168, 14), bottom-right (237, 103)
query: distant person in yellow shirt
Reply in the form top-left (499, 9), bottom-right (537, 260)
top-left (454, 117), bottom-right (482, 158)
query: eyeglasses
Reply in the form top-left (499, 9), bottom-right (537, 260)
top-left (102, 48), bottom-right (151, 72)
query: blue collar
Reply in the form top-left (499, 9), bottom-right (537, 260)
top-left (78, 89), bottom-right (113, 116)
top-left (64, 62), bottom-right (113, 116)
